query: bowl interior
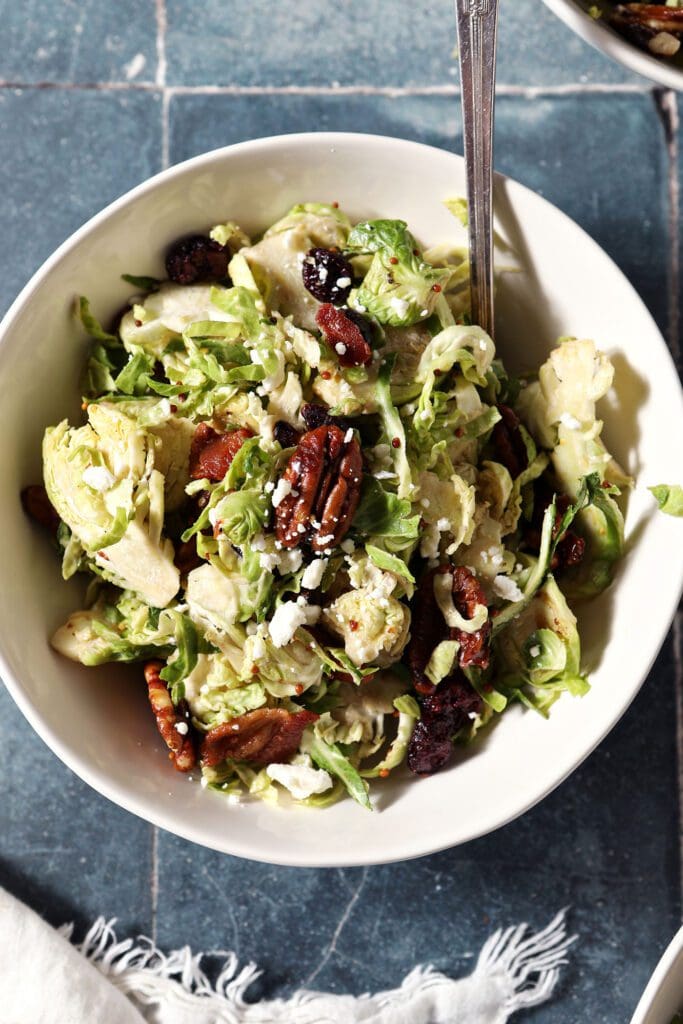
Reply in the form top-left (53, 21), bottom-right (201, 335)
top-left (631, 926), bottom-right (683, 1023)
top-left (1, 133), bottom-right (682, 866)
top-left (542, 0), bottom-right (683, 90)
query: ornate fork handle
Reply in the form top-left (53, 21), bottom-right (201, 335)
top-left (454, 0), bottom-right (499, 337)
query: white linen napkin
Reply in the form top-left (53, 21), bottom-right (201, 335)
top-left (0, 886), bottom-right (575, 1024)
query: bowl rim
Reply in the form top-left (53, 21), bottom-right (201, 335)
top-left (630, 924), bottom-right (683, 1023)
top-left (541, 0), bottom-right (683, 90)
top-left (1, 130), bottom-right (682, 865)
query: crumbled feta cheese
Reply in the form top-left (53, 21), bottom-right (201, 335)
top-left (175, 722), bottom-right (189, 735)
top-left (436, 517), bottom-right (450, 531)
top-left (390, 296), bottom-right (410, 318)
top-left (529, 644), bottom-right (541, 659)
top-left (252, 635), bottom-right (266, 660)
top-left (260, 552), bottom-right (279, 571)
top-left (336, 276), bottom-right (351, 288)
top-left (266, 757), bottom-right (333, 800)
top-left (271, 478), bottom-right (292, 508)
top-left (335, 342), bottom-right (347, 355)
top-left (318, 266), bottom-right (328, 283)
top-left (559, 412), bottom-right (581, 430)
top-left (344, 428), bottom-right (354, 443)
top-left (268, 601), bottom-right (320, 647)
top-left (301, 557), bottom-right (328, 590)
top-left (251, 533), bottom-right (266, 551)
top-left (341, 539), bottom-right (355, 554)
top-left (492, 575), bottom-right (524, 602)
top-left (82, 465), bottom-right (115, 492)
top-left (316, 533), bottom-right (334, 547)
top-left (264, 481), bottom-right (275, 494)
top-left (296, 523), bottom-right (306, 534)
top-left (355, 303), bottom-right (367, 313)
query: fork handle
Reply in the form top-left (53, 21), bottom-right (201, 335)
top-left (454, 0), bottom-right (499, 338)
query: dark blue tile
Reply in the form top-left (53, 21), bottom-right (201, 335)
top-left (0, 88), bottom-right (162, 316)
top-left (164, 0), bottom-right (640, 87)
top-left (0, 0), bottom-right (157, 84)
top-left (169, 91), bottom-right (668, 332)
top-left (153, 635), bottom-right (678, 1022)
top-left (0, 686), bottom-right (153, 935)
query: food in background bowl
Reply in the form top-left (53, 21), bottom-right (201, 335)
top-left (583, 3), bottom-right (683, 61)
top-left (23, 200), bottom-right (630, 809)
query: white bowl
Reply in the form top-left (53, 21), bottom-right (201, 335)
top-left (1, 133), bottom-right (682, 866)
top-left (542, 0), bottom-right (683, 90)
top-left (631, 926), bottom-right (683, 1023)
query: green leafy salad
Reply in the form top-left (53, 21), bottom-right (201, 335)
top-left (25, 201), bottom-right (631, 810)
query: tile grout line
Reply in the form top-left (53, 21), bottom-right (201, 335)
top-left (0, 80), bottom-right (654, 98)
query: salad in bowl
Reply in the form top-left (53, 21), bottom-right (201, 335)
top-left (23, 200), bottom-right (628, 810)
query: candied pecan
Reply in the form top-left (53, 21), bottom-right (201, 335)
top-left (407, 676), bottom-right (482, 776)
top-left (144, 661), bottom-right (196, 773)
top-left (302, 248), bottom-right (354, 305)
top-left (450, 566), bottom-right (491, 670)
top-left (200, 708), bottom-right (319, 767)
top-left (189, 423), bottom-right (253, 481)
top-left (491, 404), bottom-right (528, 479)
top-left (165, 235), bottom-right (231, 285)
top-left (273, 421), bottom-right (301, 449)
top-left (21, 485), bottom-right (60, 535)
top-left (408, 565), bottom-right (491, 691)
top-left (274, 425), bottom-right (362, 552)
top-left (315, 303), bottom-right (372, 367)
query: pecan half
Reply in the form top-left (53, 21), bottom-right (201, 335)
top-left (144, 660), bottom-right (196, 772)
top-left (200, 708), bottom-right (319, 767)
top-left (189, 423), bottom-right (253, 482)
top-left (21, 485), bottom-right (60, 535)
top-left (449, 566), bottom-right (492, 670)
top-left (315, 303), bottom-right (372, 367)
top-left (274, 425), bottom-right (362, 552)
top-left (491, 404), bottom-right (528, 479)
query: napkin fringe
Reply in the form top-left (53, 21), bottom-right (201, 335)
top-left (59, 908), bottom-right (574, 1020)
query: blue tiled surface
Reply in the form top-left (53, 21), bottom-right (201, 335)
top-left (164, 0), bottom-right (641, 87)
top-left (1, 2), bottom-right (681, 1022)
top-left (0, 0), bottom-right (157, 84)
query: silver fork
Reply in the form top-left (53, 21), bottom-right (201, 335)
top-left (454, 0), bottom-right (499, 337)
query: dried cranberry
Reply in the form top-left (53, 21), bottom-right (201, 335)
top-left (165, 235), bottom-right (231, 285)
top-left (21, 485), bottom-right (60, 535)
top-left (302, 248), bottom-right (354, 305)
top-left (407, 676), bottom-right (482, 775)
top-left (491, 404), bottom-right (528, 479)
top-left (274, 421), bottom-right (301, 448)
top-left (301, 403), bottom-right (351, 433)
top-left (315, 304), bottom-right (372, 368)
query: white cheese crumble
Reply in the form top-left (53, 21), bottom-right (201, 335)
top-left (341, 539), bottom-right (355, 554)
top-left (559, 412), bottom-right (581, 430)
top-left (336, 276), bottom-right (351, 288)
top-left (390, 296), bottom-right (410, 318)
top-left (317, 266), bottom-right (328, 283)
top-left (268, 601), bottom-right (320, 648)
top-left (259, 552), bottom-right (279, 571)
top-left (174, 722), bottom-right (189, 735)
top-left (335, 342), bottom-right (347, 355)
top-left (82, 465), bottom-right (115, 492)
top-left (492, 575), bottom-right (524, 602)
top-left (529, 644), bottom-right (541, 659)
top-left (301, 557), bottom-right (328, 590)
top-left (344, 428), bottom-right (354, 443)
top-left (266, 756), bottom-right (333, 800)
top-left (271, 478), bottom-right (293, 508)
top-left (278, 549), bottom-right (303, 573)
